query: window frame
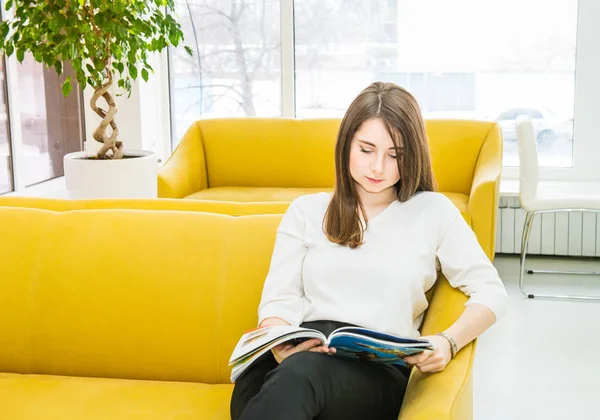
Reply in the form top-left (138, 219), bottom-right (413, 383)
top-left (153, 0), bottom-right (599, 184)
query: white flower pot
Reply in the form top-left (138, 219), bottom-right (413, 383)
top-left (64, 150), bottom-right (157, 199)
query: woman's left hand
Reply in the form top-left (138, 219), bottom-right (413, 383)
top-left (402, 335), bottom-right (452, 373)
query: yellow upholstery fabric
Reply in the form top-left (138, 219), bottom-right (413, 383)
top-left (0, 192), bottom-right (470, 225)
top-left (186, 187), bottom-right (334, 202)
top-left (158, 118), bottom-right (501, 258)
top-left (0, 373), bottom-right (232, 420)
top-left (1, 206), bottom-right (477, 419)
top-left (0, 196), bottom-right (290, 216)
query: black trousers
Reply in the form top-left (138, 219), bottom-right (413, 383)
top-left (230, 320), bottom-right (411, 420)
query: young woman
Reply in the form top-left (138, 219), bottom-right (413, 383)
top-left (230, 82), bottom-right (509, 420)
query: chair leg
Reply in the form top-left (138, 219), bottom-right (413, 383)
top-left (527, 269), bottom-right (600, 276)
top-left (519, 211), bottom-right (600, 301)
top-left (519, 211), bottom-right (535, 298)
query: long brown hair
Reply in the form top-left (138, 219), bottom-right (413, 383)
top-left (324, 82), bottom-right (437, 248)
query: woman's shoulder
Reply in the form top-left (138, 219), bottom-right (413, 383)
top-left (284, 192), bottom-right (331, 221)
top-left (407, 191), bottom-right (456, 207)
top-left (404, 191), bottom-right (461, 220)
top-left (291, 191), bottom-right (332, 207)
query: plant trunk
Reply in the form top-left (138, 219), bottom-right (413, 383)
top-left (90, 75), bottom-right (124, 159)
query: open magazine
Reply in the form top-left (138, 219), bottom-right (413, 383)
top-left (229, 325), bottom-right (433, 383)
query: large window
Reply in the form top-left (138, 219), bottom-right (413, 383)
top-left (169, 0), bottom-right (282, 146)
top-left (16, 55), bottom-right (84, 187)
top-left (294, 0), bottom-right (577, 168)
top-left (0, 56), bottom-right (11, 194)
top-left (169, 0), bottom-right (581, 170)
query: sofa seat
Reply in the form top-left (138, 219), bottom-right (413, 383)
top-left (185, 187), bottom-right (471, 225)
top-left (0, 373), bottom-right (232, 420)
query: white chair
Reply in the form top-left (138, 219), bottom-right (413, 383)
top-left (516, 117), bottom-right (600, 301)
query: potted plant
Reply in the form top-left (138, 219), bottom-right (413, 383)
top-left (0, 0), bottom-right (192, 198)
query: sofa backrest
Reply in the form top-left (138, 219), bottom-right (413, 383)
top-left (0, 207), bottom-right (282, 385)
top-left (0, 196), bottom-right (291, 215)
top-left (196, 118), bottom-right (499, 196)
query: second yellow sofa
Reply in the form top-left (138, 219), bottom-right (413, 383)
top-left (158, 118), bottom-right (502, 258)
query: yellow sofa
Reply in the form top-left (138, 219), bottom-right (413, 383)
top-left (159, 118), bottom-right (502, 259)
top-left (2, 206), bottom-right (476, 419)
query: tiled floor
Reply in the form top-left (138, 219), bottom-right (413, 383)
top-left (475, 254), bottom-right (600, 420)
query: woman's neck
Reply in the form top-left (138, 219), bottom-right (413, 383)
top-left (356, 185), bottom-right (397, 209)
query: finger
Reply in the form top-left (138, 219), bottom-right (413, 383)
top-left (403, 354), bottom-right (425, 365)
top-left (274, 343), bottom-right (294, 352)
top-left (295, 339), bottom-right (323, 352)
top-left (417, 355), bottom-right (445, 371)
top-left (417, 362), bottom-right (443, 373)
top-left (308, 346), bottom-right (329, 353)
top-left (405, 350), bottom-right (433, 365)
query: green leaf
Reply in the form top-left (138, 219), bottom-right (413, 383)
top-left (184, 46), bottom-right (193, 57)
top-left (141, 68), bottom-right (148, 82)
top-left (94, 59), bottom-right (104, 72)
top-left (62, 77), bottom-right (72, 97)
top-left (16, 48), bottom-right (25, 63)
top-left (54, 60), bottom-right (63, 75)
top-left (5, 0), bottom-right (13, 11)
top-left (127, 63), bottom-right (137, 79)
top-left (113, 61), bottom-right (124, 73)
top-left (5, 44), bottom-right (13, 57)
top-left (77, 75), bottom-right (87, 88)
top-left (0, 22), bottom-right (9, 40)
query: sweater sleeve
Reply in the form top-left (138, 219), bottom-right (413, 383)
top-left (436, 204), bottom-right (510, 321)
top-left (257, 199), bottom-right (307, 327)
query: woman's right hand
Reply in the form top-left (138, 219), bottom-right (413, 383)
top-left (271, 339), bottom-right (335, 364)
top-left (259, 317), bottom-right (336, 363)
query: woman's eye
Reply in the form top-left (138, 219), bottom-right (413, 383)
top-left (360, 148), bottom-right (373, 154)
top-left (389, 154), bottom-right (397, 159)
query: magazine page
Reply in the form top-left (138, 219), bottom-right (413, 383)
top-left (229, 325), bottom-right (326, 365)
top-left (229, 330), bottom-right (327, 383)
top-left (328, 332), bottom-right (432, 365)
top-left (329, 327), bottom-right (432, 346)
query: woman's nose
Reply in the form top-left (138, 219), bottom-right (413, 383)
top-left (371, 156), bottom-right (385, 174)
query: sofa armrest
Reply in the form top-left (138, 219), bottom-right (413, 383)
top-left (157, 122), bottom-right (209, 198)
top-left (468, 122), bottom-right (503, 260)
top-left (398, 279), bottom-right (475, 420)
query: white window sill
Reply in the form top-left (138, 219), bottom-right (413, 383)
top-left (2, 176), bottom-right (69, 198)
top-left (499, 178), bottom-right (520, 197)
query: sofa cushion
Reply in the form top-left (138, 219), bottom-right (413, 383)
top-left (0, 373), bottom-right (232, 420)
top-left (0, 207), bottom-right (282, 384)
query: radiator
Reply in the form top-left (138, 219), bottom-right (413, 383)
top-left (496, 196), bottom-right (600, 257)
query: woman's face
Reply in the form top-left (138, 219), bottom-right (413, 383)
top-left (349, 117), bottom-right (401, 200)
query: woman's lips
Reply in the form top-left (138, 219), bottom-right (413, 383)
top-left (366, 177), bottom-right (383, 184)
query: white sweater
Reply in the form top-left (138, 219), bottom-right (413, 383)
top-left (258, 192), bottom-right (509, 338)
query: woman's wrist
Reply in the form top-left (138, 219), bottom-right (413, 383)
top-left (436, 331), bottom-right (458, 358)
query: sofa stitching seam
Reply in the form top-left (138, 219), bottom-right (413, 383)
top-left (27, 210), bottom-right (56, 374)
